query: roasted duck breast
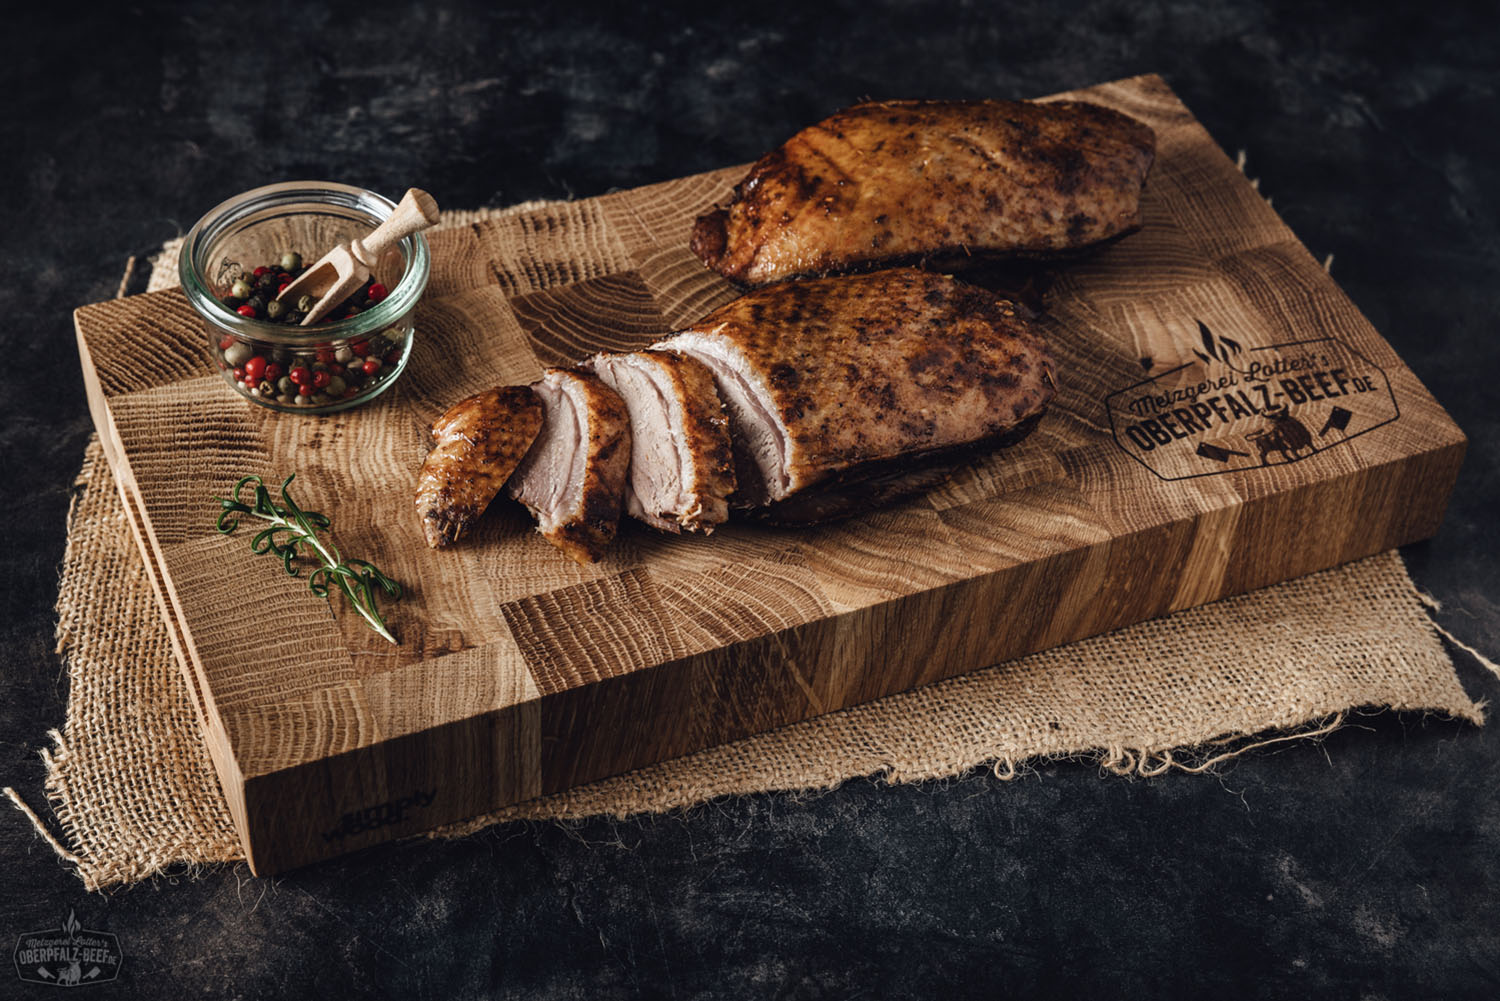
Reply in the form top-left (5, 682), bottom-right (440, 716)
top-left (656, 267), bottom-right (1056, 513)
top-left (506, 369), bottom-right (632, 564)
top-left (692, 98), bottom-right (1156, 286)
top-left (415, 385), bottom-right (545, 548)
top-left (587, 350), bottom-right (737, 534)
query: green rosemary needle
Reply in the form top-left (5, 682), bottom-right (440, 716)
top-left (213, 474), bottom-right (402, 643)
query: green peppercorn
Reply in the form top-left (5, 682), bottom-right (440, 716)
top-left (266, 299), bottom-right (285, 320)
top-left (279, 251), bottom-right (302, 271)
top-left (231, 278), bottom-right (254, 300)
top-left (326, 376), bottom-right (346, 396)
top-left (297, 295), bottom-right (314, 313)
top-left (277, 376), bottom-right (294, 394)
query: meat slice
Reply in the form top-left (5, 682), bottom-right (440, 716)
top-left (415, 386), bottom-right (544, 548)
top-left (657, 267), bottom-right (1056, 510)
top-left (506, 369), bottom-right (632, 564)
top-left (692, 98), bottom-right (1156, 286)
top-left (587, 351), bottom-right (737, 534)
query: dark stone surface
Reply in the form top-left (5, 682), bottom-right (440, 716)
top-left (3, 1), bottom-right (1498, 996)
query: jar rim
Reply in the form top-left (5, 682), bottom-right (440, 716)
top-left (177, 180), bottom-right (430, 345)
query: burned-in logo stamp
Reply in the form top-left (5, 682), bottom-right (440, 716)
top-left (1107, 321), bottom-right (1398, 481)
top-left (322, 789), bottom-right (436, 843)
top-left (13, 910), bottom-right (123, 987)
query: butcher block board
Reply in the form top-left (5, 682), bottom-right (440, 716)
top-left (74, 74), bottom-right (1464, 876)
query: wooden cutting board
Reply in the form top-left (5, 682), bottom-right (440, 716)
top-left (74, 74), bottom-right (1464, 876)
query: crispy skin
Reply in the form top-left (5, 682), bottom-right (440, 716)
top-left (692, 99), bottom-right (1157, 286)
top-left (660, 267), bottom-right (1056, 506)
top-left (415, 386), bottom-right (544, 548)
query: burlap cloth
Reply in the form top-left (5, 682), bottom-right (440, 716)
top-left (12, 205), bottom-right (1485, 891)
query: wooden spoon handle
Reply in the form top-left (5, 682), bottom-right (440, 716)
top-left (350, 188), bottom-right (440, 266)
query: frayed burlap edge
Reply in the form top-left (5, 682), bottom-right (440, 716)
top-left (7, 200), bottom-right (1486, 890)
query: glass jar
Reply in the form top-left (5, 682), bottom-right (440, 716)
top-left (179, 181), bottom-right (431, 414)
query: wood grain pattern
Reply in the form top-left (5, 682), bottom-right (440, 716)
top-left (73, 74), bottom-right (1467, 875)
top-left (509, 272), bottom-right (671, 366)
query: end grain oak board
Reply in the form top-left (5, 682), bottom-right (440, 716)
top-left (74, 75), bottom-right (1465, 876)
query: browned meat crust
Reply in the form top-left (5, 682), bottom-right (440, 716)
top-left (414, 386), bottom-right (545, 548)
top-left (692, 98), bottom-right (1156, 286)
top-left (659, 267), bottom-right (1056, 508)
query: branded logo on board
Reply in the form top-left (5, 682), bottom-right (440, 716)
top-left (13, 910), bottom-right (123, 987)
top-left (322, 789), bottom-right (437, 843)
top-left (1107, 321), bottom-right (1398, 481)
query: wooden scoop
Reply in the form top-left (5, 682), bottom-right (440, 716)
top-left (277, 187), bottom-right (440, 325)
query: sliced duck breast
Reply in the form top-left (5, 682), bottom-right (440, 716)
top-left (587, 350), bottom-right (737, 534)
top-left (415, 386), bottom-right (545, 548)
top-left (506, 368), bottom-right (631, 564)
top-left (657, 267), bottom-right (1056, 511)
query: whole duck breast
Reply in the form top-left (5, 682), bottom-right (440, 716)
top-left (692, 98), bottom-right (1156, 286)
top-left (657, 267), bottom-right (1056, 517)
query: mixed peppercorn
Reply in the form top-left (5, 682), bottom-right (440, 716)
top-left (216, 250), bottom-right (390, 325)
top-left (212, 251), bottom-right (408, 409)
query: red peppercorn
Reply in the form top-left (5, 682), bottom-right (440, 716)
top-left (243, 356), bottom-right (267, 382)
top-left (289, 366), bottom-right (311, 385)
top-left (312, 370), bottom-right (331, 389)
top-left (367, 282), bottom-right (388, 304)
top-left (264, 363), bottom-right (283, 382)
top-left (344, 387), bottom-right (360, 398)
top-left (362, 359), bottom-right (381, 376)
top-left (328, 362), bottom-right (344, 376)
top-left (350, 339), bottom-right (371, 358)
top-left (253, 266), bottom-right (269, 276)
top-left (219, 335), bottom-right (235, 350)
top-left (236, 304), bottom-right (257, 318)
top-left (384, 349), bottom-right (402, 365)
top-left (277, 282), bottom-right (291, 295)
top-left (231, 367), bottom-right (245, 382)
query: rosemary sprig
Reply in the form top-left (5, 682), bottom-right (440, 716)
top-left (214, 474), bottom-right (403, 643)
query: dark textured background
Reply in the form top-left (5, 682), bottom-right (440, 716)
top-left (4, 1), bottom-right (1498, 997)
